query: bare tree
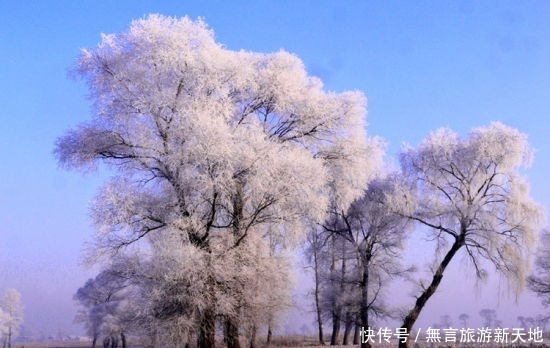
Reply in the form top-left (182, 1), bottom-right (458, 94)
top-left (397, 123), bottom-right (543, 348)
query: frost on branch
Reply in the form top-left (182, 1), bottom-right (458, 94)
top-left (400, 122), bottom-right (541, 288)
top-left (308, 174), bottom-right (414, 347)
top-left (58, 14), bottom-right (381, 348)
top-left (0, 288), bottom-right (23, 348)
top-left (396, 122), bottom-right (543, 348)
top-left (56, 14), bottom-right (380, 254)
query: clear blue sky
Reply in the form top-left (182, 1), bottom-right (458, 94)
top-left (0, 0), bottom-right (548, 337)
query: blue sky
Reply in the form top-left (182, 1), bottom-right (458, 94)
top-left (0, 1), bottom-right (549, 337)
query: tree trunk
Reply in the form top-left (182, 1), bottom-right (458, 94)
top-left (121, 332), bottom-right (127, 348)
top-left (339, 241), bottom-right (348, 346)
top-left (360, 258), bottom-right (371, 348)
top-left (225, 317), bottom-right (241, 348)
top-left (92, 335), bottom-right (98, 348)
top-left (151, 327), bottom-right (158, 348)
top-left (329, 234), bottom-right (340, 346)
top-left (110, 335), bottom-right (119, 348)
top-left (249, 324), bottom-right (257, 348)
top-left (185, 331), bottom-right (193, 348)
top-left (353, 325), bottom-right (359, 345)
top-left (266, 323), bottom-right (272, 344)
top-left (398, 237), bottom-right (464, 348)
top-left (224, 185), bottom-right (242, 348)
top-left (330, 310), bottom-right (341, 345)
top-left (198, 308), bottom-right (216, 348)
top-left (342, 317), bottom-right (352, 345)
top-left (312, 234), bottom-right (325, 345)
top-left (7, 326), bottom-right (11, 348)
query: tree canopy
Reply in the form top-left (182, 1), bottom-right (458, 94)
top-left (397, 122), bottom-right (543, 347)
top-left (57, 14), bottom-right (381, 348)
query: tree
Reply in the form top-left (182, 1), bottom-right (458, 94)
top-left (56, 15), bottom-right (380, 348)
top-left (0, 289), bottom-right (23, 348)
top-left (307, 219), bottom-right (360, 346)
top-left (305, 175), bottom-right (412, 347)
top-left (322, 175), bottom-right (413, 348)
top-left (238, 234), bottom-right (292, 348)
top-left (0, 309), bottom-right (8, 348)
top-left (478, 309), bottom-right (497, 328)
top-left (528, 228), bottom-right (550, 319)
top-left (458, 313), bottom-right (469, 328)
top-left (397, 122), bottom-right (543, 348)
top-left (304, 229), bottom-right (326, 345)
top-left (74, 268), bottom-right (135, 348)
top-left (439, 315), bottom-right (452, 328)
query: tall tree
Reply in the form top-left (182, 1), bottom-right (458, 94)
top-left (397, 122), bottom-right (543, 348)
top-left (56, 15), bottom-right (380, 348)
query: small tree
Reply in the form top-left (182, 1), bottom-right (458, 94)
top-left (440, 315), bottom-right (452, 328)
top-left (458, 313), bottom-right (469, 328)
top-left (0, 289), bottom-right (23, 348)
top-left (479, 309), bottom-right (497, 328)
top-left (397, 123), bottom-right (543, 348)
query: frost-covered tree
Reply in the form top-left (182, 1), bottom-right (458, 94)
top-left (0, 289), bottom-right (23, 348)
top-left (304, 229), bottom-right (326, 345)
top-left (74, 269), bottom-right (135, 348)
top-left (56, 15), bottom-right (380, 348)
top-left (0, 309), bottom-right (8, 348)
top-left (397, 122), bottom-right (543, 348)
top-left (237, 234), bottom-right (292, 348)
top-left (320, 175), bottom-right (413, 348)
top-left (529, 228), bottom-right (550, 317)
top-left (322, 231), bottom-right (353, 346)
